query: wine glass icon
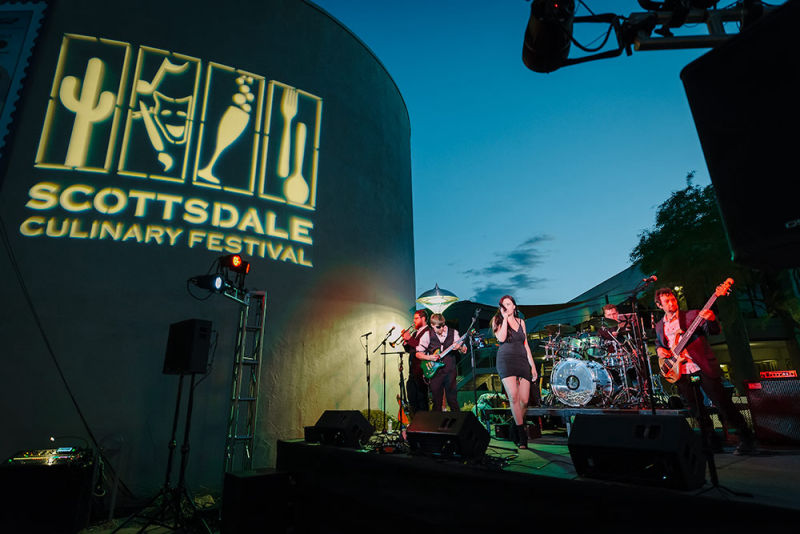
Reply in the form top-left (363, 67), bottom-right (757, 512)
top-left (197, 76), bottom-right (254, 185)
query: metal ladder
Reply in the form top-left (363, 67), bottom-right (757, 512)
top-left (223, 290), bottom-right (267, 473)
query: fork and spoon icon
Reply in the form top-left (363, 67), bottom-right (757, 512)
top-left (278, 87), bottom-right (310, 205)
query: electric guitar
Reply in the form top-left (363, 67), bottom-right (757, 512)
top-left (658, 278), bottom-right (734, 384)
top-left (421, 331), bottom-right (470, 379)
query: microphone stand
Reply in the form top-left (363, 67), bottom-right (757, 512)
top-left (466, 317), bottom-right (481, 429)
top-left (374, 328), bottom-right (395, 433)
top-left (362, 333), bottom-right (372, 423)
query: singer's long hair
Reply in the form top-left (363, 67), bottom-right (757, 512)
top-left (491, 294), bottom-right (518, 332)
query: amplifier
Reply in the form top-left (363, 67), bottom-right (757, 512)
top-left (759, 370), bottom-right (797, 379)
top-left (745, 377), bottom-right (800, 445)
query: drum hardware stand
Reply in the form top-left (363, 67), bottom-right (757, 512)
top-left (111, 373), bottom-right (211, 534)
top-left (622, 278), bottom-right (659, 414)
top-left (603, 333), bottom-right (638, 407)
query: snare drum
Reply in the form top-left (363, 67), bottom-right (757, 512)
top-left (581, 334), bottom-right (607, 360)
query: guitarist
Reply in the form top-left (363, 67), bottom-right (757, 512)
top-left (415, 314), bottom-right (468, 412)
top-left (654, 287), bottom-right (756, 455)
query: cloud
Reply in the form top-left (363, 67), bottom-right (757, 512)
top-left (464, 234), bottom-right (552, 303)
top-left (472, 284), bottom-right (515, 305)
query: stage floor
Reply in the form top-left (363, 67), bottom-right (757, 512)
top-left (68, 425), bottom-right (800, 533)
top-left (491, 428), bottom-right (800, 512)
top-left (271, 424), bottom-right (800, 532)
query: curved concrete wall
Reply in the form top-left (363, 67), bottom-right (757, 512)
top-left (0, 0), bottom-right (413, 496)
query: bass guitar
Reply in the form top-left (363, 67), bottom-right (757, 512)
top-left (658, 278), bottom-right (733, 384)
top-left (421, 331), bottom-right (469, 380)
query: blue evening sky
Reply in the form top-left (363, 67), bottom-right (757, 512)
top-left (312, 1), bottom-right (766, 305)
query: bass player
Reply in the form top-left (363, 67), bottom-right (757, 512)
top-left (415, 314), bottom-right (467, 412)
top-left (654, 286), bottom-right (756, 455)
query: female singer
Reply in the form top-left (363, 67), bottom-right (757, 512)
top-left (491, 295), bottom-right (537, 449)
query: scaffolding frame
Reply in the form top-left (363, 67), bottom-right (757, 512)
top-left (223, 290), bottom-right (267, 473)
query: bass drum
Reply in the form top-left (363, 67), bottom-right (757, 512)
top-left (550, 358), bottom-right (613, 407)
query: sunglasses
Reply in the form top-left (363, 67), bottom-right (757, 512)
top-left (432, 324), bottom-right (445, 329)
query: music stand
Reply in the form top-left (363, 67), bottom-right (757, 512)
top-left (396, 349), bottom-right (410, 428)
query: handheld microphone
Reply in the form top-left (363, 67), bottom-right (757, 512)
top-left (361, 331), bottom-right (372, 338)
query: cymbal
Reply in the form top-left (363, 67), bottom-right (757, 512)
top-left (538, 323), bottom-right (576, 336)
top-left (579, 317), bottom-right (618, 330)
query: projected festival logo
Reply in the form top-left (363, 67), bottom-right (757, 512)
top-left (22, 34), bottom-right (321, 267)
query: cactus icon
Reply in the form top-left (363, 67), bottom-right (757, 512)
top-left (59, 57), bottom-right (116, 168)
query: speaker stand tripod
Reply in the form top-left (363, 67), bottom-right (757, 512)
top-left (688, 374), bottom-right (752, 498)
top-left (112, 373), bottom-right (212, 533)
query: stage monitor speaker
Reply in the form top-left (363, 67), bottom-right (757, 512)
top-left (745, 377), bottom-right (800, 445)
top-left (568, 414), bottom-right (705, 490)
top-left (163, 318), bottom-right (212, 375)
top-left (222, 468), bottom-right (293, 534)
top-left (406, 411), bottom-right (490, 461)
top-left (681, 0), bottom-right (800, 269)
top-left (303, 410), bottom-right (374, 448)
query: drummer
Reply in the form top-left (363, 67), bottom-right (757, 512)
top-left (602, 303), bottom-right (619, 323)
top-left (599, 304), bottom-right (624, 344)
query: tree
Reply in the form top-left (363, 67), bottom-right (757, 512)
top-left (631, 172), bottom-right (754, 302)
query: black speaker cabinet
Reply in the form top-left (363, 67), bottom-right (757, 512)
top-left (0, 454), bottom-right (95, 533)
top-left (303, 410), bottom-right (374, 448)
top-left (222, 468), bottom-right (293, 534)
top-left (745, 378), bottom-right (800, 445)
top-left (406, 411), bottom-right (490, 461)
top-left (568, 414), bottom-right (705, 490)
top-left (163, 318), bottom-right (212, 375)
top-left (681, 0), bottom-right (800, 269)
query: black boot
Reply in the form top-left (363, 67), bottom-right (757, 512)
top-left (507, 422), bottom-right (518, 444)
top-left (516, 424), bottom-right (527, 449)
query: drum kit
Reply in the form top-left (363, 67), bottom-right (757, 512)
top-left (540, 317), bottom-right (652, 408)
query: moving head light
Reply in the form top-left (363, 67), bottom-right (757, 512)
top-left (522, 0), bottom-right (576, 73)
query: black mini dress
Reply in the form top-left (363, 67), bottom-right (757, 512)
top-left (496, 320), bottom-right (532, 381)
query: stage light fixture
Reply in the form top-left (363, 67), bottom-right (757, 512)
top-left (221, 254), bottom-right (250, 274)
top-left (522, 0), bottom-right (576, 73)
top-left (190, 274), bottom-right (226, 292)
